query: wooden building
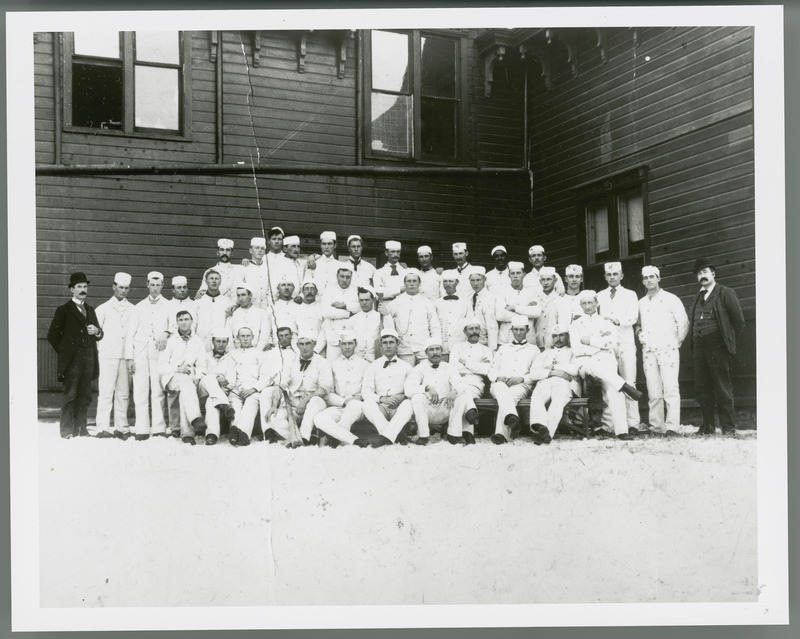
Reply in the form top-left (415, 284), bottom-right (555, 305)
top-left (34, 26), bottom-right (755, 407)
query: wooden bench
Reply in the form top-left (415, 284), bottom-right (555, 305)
top-left (473, 396), bottom-right (599, 439)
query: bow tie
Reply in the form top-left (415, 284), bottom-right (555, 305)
top-left (299, 358), bottom-right (312, 371)
top-left (383, 359), bottom-right (396, 368)
top-left (430, 363), bottom-right (439, 369)
top-left (512, 341), bottom-right (527, 346)
top-left (443, 295), bottom-right (459, 300)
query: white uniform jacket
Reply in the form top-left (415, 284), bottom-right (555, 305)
top-left (488, 341), bottom-right (540, 382)
top-left (361, 356), bottom-right (413, 402)
top-left (434, 294), bottom-right (469, 354)
top-left (327, 355), bottom-right (370, 406)
top-left (373, 262), bottom-right (407, 301)
top-left (227, 305), bottom-right (273, 351)
top-left (384, 292), bottom-right (442, 356)
top-left (195, 292), bottom-right (236, 345)
top-left (597, 285), bottom-right (638, 346)
top-left (494, 286), bottom-right (541, 345)
top-left (124, 295), bottom-right (170, 360)
top-left (526, 346), bottom-right (582, 397)
top-left (346, 309), bottom-right (384, 363)
top-left (158, 332), bottom-right (207, 387)
top-left (95, 296), bottom-right (134, 359)
top-left (404, 359), bottom-right (467, 398)
top-left (638, 289), bottom-right (689, 352)
top-left (320, 285), bottom-right (361, 347)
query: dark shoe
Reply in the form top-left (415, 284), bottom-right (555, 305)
top-left (491, 433), bottom-right (507, 445)
top-left (617, 433), bottom-right (633, 441)
top-left (170, 430), bottom-right (181, 438)
top-left (96, 431), bottom-right (113, 439)
top-left (182, 435), bottom-right (196, 446)
top-left (308, 431), bottom-right (319, 447)
top-left (285, 439), bottom-right (303, 449)
top-left (191, 417), bottom-right (207, 433)
top-left (353, 438), bottom-right (370, 448)
top-left (113, 430), bottom-right (131, 441)
top-left (447, 434), bottom-right (465, 445)
top-left (220, 404), bottom-right (236, 423)
top-left (236, 431), bottom-right (251, 447)
top-left (415, 436), bottom-right (430, 446)
top-left (229, 426), bottom-right (241, 446)
top-left (464, 408), bottom-right (478, 425)
top-left (463, 432), bottom-right (476, 445)
top-left (505, 415), bottom-right (520, 439)
top-left (665, 430), bottom-right (679, 438)
top-left (371, 435), bottom-right (394, 448)
top-left (326, 436), bottom-right (342, 449)
top-left (152, 432), bottom-right (168, 438)
top-left (620, 383), bottom-right (643, 401)
top-left (205, 433), bottom-right (218, 446)
top-left (252, 430), bottom-right (264, 442)
top-left (395, 429), bottom-right (409, 445)
top-left (263, 428), bottom-right (283, 444)
top-left (134, 434), bottom-right (150, 441)
top-left (530, 423), bottom-right (545, 446)
top-left (723, 429), bottom-right (737, 438)
top-left (539, 427), bottom-right (552, 445)
top-left (628, 426), bottom-right (640, 436)
top-left (593, 429), bottom-right (611, 440)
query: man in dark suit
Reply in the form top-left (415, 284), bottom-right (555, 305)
top-left (47, 272), bottom-right (104, 438)
top-left (688, 258), bottom-right (746, 436)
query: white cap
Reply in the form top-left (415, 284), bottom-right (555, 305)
top-left (347, 234), bottom-right (362, 245)
top-left (507, 261), bottom-right (525, 271)
top-left (423, 337), bottom-right (443, 351)
top-left (301, 277), bottom-right (317, 289)
top-left (604, 261), bottom-right (622, 273)
top-left (452, 242), bottom-right (467, 252)
top-left (491, 245), bottom-right (507, 255)
top-left (565, 264), bottom-right (583, 275)
top-left (336, 265), bottom-right (354, 275)
top-left (283, 235), bottom-right (300, 246)
top-left (577, 289), bottom-right (597, 303)
top-left (385, 240), bottom-right (401, 250)
top-left (539, 266), bottom-right (557, 278)
top-left (404, 267), bottom-right (421, 279)
top-left (217, 238), bottom-right (234, 249)
top-left (642, 265), bottom-right (660, 277)
top-left (268, 226), bottom-right (284, 236)
top-left (551, 324), bottom-right (570, 335)
top-left (462, 316), bottom-right (482, 329)
top-left (171, 275), bottom-right (187, 287)
top-left (147, 271), bottom-right (163, 282)
top-left (210, 328), bottom-right (230, 340)
top-left (380, 327), bottom-right (399, 339)
top-left (470, 266), bottom-right (486, 276)
top-left (114, 272), bottom-right (131, 286)
top-left (235, 281), bottom-right (253, 294)
top-left (296, 327), bottom-right (318, 341)
top-left (528, 244), bottom-right (545, 255)
top-left (339, 329), bottom-right (357, 342)
top-left (250, 237), bottom-right (267, 248)
top-left (320, 231), bottom-right (337, 242)
top-left (511, 315), bottom-right (530, 329)
top-left (277, 273), bottom-right (295, 286)
top-left (357, 284), bottom-right (376, 297)
top-left (417, 245), bottom-right (432, 255)
top-left (441, 269), bottom-right (459, 280)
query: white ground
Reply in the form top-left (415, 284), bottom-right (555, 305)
top-left (37, 421), bottom-right (757, 607)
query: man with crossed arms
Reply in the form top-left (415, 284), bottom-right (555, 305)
top-left (494, 261), bottom-right (541, 346)
top-left (320, 266), bottom-right (360, 361)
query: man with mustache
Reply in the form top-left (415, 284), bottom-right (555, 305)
top-left (195, 238), bottom-right (242, 303)
top-left (688, 258), bottom-right (745, 437)
top-left (48, 272), bottom-right (104, 438)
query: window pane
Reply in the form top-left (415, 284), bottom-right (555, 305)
top-left (621, 192), bottom-right (645, 244)
top-left (591, 204), bottom-right (610, 253)
top-left (421, 97), bottom-right (456, 159)
top-left (135, 66), bottom-right (179, 130)
top-left (135, 31), bottom-right (180, 65)
top-left (421, 36), bottom-right (456, 98)
top-left (74, 31), bottom-right (120, 59)
top-left (370, 93), bottom-right (412, 154)
top-left (72, 62), bottom-right (123, 128)
top-left (371, 31), bottom-right (410, 93)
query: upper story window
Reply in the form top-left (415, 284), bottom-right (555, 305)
top-left (364, 30), bottom-right (466, 163)
top-left (63, 31), bottom-right (188, 137)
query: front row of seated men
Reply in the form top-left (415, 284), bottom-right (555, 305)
top-left (157, 287), bottom-right (643, 447)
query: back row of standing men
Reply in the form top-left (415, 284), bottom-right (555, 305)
top-left (56, 225), bottom-right (744, 445)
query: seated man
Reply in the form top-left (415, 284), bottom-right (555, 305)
top-left (202, 329), bottom-right (238, 445)
top-left (313, 330), bottom-right (371, 447)
top-left (569, 290), bottom-right (643, 440)
top-left (487, 316), bottom-right (540, 444)
top-left (404, 338), bottom-right (475, 446)
top-left (526, 325), bottom-right (581, 445)
top-left (227, 327), bottom-right (273, 448)
top-left (447, 317), bottom-right (494, 444)
top-left (157, 310), bottom-right (209, 444)
top-left (361, 328), bottom-right (415, 448)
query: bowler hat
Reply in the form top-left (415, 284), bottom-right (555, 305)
top-left (693, 258), bottom-right (715, 274)
top-left (68, 272), bottom-right (90, 287)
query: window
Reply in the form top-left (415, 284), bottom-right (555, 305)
top-left (576, 167), bottom-right (649, 289)
top-left (63, 31), bottom-right (189, 137)
top-left (364, 30), bottom-right (466, 163)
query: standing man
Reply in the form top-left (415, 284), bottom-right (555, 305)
top-left (93, 272), bottom-right (133, 439)
top-left (195, 270), bottom-right (236, 348)
top-left (689, 258), bottom-right (745, 436)
top-left (468, 267), bottom-right (499, 351)
top-left (373, 240), bottom-right (406, 301)
top-left (485, 245), bottom-right (512, 294)
top-left (434, 270), bottom-right (469, 360)
top-left (320, 266), bottom-right (361, 361)
top-left (125, 271), bottom-right (170, 439)
top-left (346, 234), bottom-right (376, 289)
top-left (296, 279), bottom-right (327, 357)
top-left (637, 265), bottom-right (689, 436)
top-left (265, 226), bottom-right (286, 275)
top-left (451, 242), bottom-right (482, 297)
top-left (196, 238), bottom-right (241, 303)
top-left (563, 264), bottom-right (585, 322)
top-left (416, 245), bottom-right (441, 301)
top-left (494, 261), bottom-right (541, 345)
top-left (227, 283), bottom-right (273, 351)
top-left (523, 245), bottom-right (565, 295)
top-left (347, 286), bottom-right (384, 363)
top-left (48, 272), bottom-right (104, 439)
top-left (307, 231), bottom-right (341, 299)
top-left (272, 278), bottom-right (299, 338)
top-left (167, 276), bottom-right (197, 335)
top-left (532, 266), bottom-right (569, 349)
top-left (448, 318), bottom-right (494, 444)
top-left (380, 269), bottom-right (441, 365)
top-left (597, 262), bottom-right (642, 431)
top-left (241, 237), bottom-right (272, 310)
top-left (273, 235), bottom-right (306, 301)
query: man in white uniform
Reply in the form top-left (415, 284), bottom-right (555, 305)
top-left (637, 265), bottom-right (689, 436)
top-left (494, 261), bottom-right (541, 345)
top-left (125, 271), bottom-right (170, 439)
top-left (346, 234), bottom-right (375, 289)
top-left (434, 269), bottom-right (468, 360)
top-left (196, 238), bottom-right (242, 303)
top-left (94, 272), bottom-right (134, 439)
top-left (448, 318), bottom-right (494, 444)
top-left (272, 278), bottom-right (300, 338)
top-left (307, 231), bottom-right (341, 299)
top-left (373, 240), bottom-right (406, 301)
top-left (347, 285), bottom-right (384, 363)
top-left (202, 329), bottom-right (238, 446)
top-left (272, 235), bottom-right (306, 301)
top-left (224, 327), bottom-right (273, 447)
top-left (320, 266), bottom-right (361, 361)
top-left (523, 244), bottom-right (565, 295)
top-left (416, 245), bottom-right (441, 301)
top-left (227, 283), bottom-right (273, 351)
top-left (485, 245), bottom-right (512, 294)
top-left (241, 236), bottom-right (272, 310)
top-left (487, 316), bottom-right (539, 444)
top-left (380, 269), bottom-right (441, 365)
top-left (450, 242), bottom-right (483, 297)
top-left (467, 267), bottom-right (499, 351)
top-left (195, 270), bottom-right (236, 348)
top-left (295, 279), bottom-right (327, 357)
top-left (563, 264), bottom-right (585, 323)
top-left (166, 275), bottom-right (197, 335)
top-left (533, 266), bottom-right (570, 349)
top-left (597, 261), bottom-right (642, 431)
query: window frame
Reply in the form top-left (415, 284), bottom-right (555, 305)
top-left (61, 31), bottom-right (192, 140)
top-left (362, 29), bottom-right (469, 165)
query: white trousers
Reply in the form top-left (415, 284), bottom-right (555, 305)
top-left (642, 348), bottom-right (681, 432)
top-left (410, 392), bottom-right (472, 438)
top-left (314, 401), bottom-right (364, 445)
top-left (489, 381), bottom-right (532, 438)
top-left (230, 393), bottom-right (261, 437)
top-left (94, 358), bottom-right (130, 435)
top-left (362, 399), bottom-right (413, 442)
top-left (578, 353), bottom-right (628, 435)
top-left (608, 342), bottom-right (639, 427)
top-left (132, 354), bottom-right (166, 435)
top-left (258, 389), bottom-right (326, 441)
top-left (529, 378), bottom-right (574, 433)
top-left (163, 374), bottom-right (201, 438)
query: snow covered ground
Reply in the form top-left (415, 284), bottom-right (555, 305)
top-left (37, 420), bottom-right (757, 608)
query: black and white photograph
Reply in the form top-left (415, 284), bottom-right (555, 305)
top-left (6, 4), bottom-right (788, 632)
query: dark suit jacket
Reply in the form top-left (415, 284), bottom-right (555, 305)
top-left (47, 300), bottom-right (104, 381)
top-left (688, 283), bottom-right (746, 355)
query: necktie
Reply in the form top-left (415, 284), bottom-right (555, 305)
top-left (76, 303), bottom-right (86, 317)
top-left (181, 333), bottom-right (190, 343)
top-left (390, 264), bottom-right (398, 276)
top-left (383, 359), bottom-right (396, 368)
top-left (472, 292), bottom-right (478, 310)
top-left (299, 358), bottom-right (311, 372)
top-left (149, 297), bottom-right (158, 304)
top-left (444, 295), bottom-right (459, 300)
top-left (610, 288), bottom-right (616, 299)
top-left (351, 259), bottom-right (359, 271)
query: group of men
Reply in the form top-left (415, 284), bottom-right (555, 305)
top-left (47, 226), bottom-right (746, 446)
